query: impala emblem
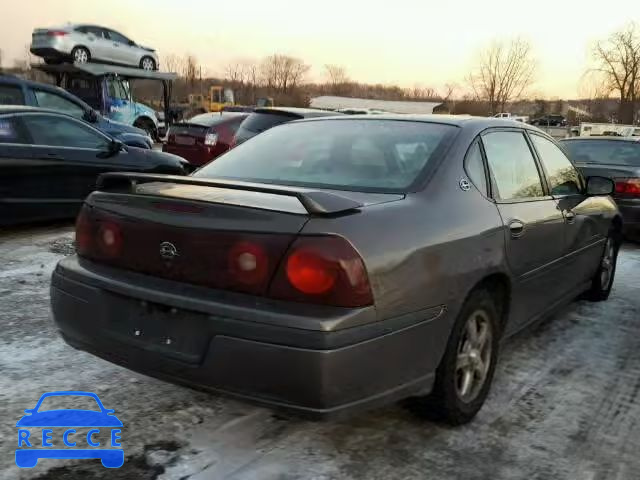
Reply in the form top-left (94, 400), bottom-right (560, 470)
top-left (159, 242), bottom-right (178, 261)
top-left (459, 178), bottom-right (471, 191)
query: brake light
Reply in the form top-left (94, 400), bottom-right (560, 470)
top-left (204, 133), bottom-right (218, 146)
top-left (286, 250), bottom-right (337, 294)
top-left (46, 30), bottom-right (68, 36)
top-left (615, 178), bottom-right (640, 197)
top-left (270, 236), bottom-right (373, 307)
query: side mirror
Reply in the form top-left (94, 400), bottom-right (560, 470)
top-left (128, 40), bottom-right (136, 46)
top-left (84, 109), bottom-right (99, 123)
top-left (586, 176), bottom-right (615, 196)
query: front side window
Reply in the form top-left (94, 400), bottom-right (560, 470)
top-left (107, 30), bottom-right (131, 44)
top-left (482, 131), bottom-right (544, 201)
top-left (195, 120), bottom-right (456, 192)
top-left (21, 114), bottom-right (110, 149)
top-left (0, 117), bottom-right (26, 144)
top-left (34, 90), bottom-right (85, 118)
top-left (530, 134), bottom-right (582, 195)
top-left (106, 79), bottom-right (130, 101)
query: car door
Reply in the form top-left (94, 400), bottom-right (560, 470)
top-left (104, 77), bottom-right (136, 125)
top-left (17, 113), bottom-right (117, 211)
top-left (83, 26), bottom-right (113, 63)
top-left (0, 114), bottom-right (44, 224)
top-left (481, 129), bottom-right (567, 332)
top-left (529, 133), bottom-right (604, 285)
top-left (105, 29), bottom-right (133, 65)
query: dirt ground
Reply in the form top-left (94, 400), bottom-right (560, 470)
top-left (1, 223), bottom-right (639, 480)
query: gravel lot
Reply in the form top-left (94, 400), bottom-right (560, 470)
top-left (1, 223), bottom-right (639, 480)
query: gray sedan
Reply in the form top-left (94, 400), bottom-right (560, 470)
top-left (50, 116), bottom-right (621, 424)
top-left (30, 24), bottom-right (159, 70)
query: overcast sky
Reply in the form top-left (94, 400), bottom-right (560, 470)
top-left (1, 0), bottom-right (637, 98)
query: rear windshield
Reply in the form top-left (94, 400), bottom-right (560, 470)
top-left (188, 112), bottom-right (245, 127)
top-left (194, 119), bottom-right (456, 192)
top-left (234, 111), bottom-right (299, 142)
top-left (563, 140), bottom-right (640, 166)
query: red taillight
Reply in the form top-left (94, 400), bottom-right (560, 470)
top-left (270, 236), bottom-right (373, 307)
top-left (615, 178), bottom-right (640, 197)
top-left (75, 207), bottom-right (92, 256)
top-left (75, 206), bottom-right (123, 260)
top-left (46, 30), bottom-right (68, 36)
top-left (228, 241), bottom-right (269, 286)
top-left (286, 250), bottom-right (337, 294)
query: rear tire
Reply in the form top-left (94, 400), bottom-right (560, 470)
top-left (71, 46), bottom-right (90, 64)
top-left (408, 289), bottom-right (500, 425)
top-left (585, 229), bottom-right (620, 302)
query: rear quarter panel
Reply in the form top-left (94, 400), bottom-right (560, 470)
top-left (300, 144), bottom-right (507, 326)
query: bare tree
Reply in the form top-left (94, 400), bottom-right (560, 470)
top-left (261, 54), bottom-right (310, 93)
top-left (163, 54), bottom-right (182, 74)
top-left (468, 38), bottom-right (536, 114)
top-left (224, 62), bottom-right (245, 84)
top-left (592, 22), bottom-right (640, 124)
top-left (324, 64), bottom-right (349, 93)
top-left (183, 55), bottom-right (199, 86)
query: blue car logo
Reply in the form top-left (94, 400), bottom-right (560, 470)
top-left (16, 391), bottom-right (123, 468)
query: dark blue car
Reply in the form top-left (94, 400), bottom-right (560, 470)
top-left (0, 75), bottom-right (152, 148)
top-left (16, 391), bottom-right (123, 468)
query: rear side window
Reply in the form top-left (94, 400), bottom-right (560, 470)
top-left (0, 85), bottom-right (25, 105)
top-left (562, 140), bottom-right (640, 166)
top-left (236, 112), bottom-right (298, 138)
top-left (195, 120), bottom-right (456, 192)
top-left (530, 135), bottom-right (582, 195)
top-left (465, 141), bottom-right (488, 196)
top-left (34, 90), bottom-right (85, 118)
top-left (0, 117), bottom-right (25, 144)
top-left (482, 131), bottom-right (544, 200)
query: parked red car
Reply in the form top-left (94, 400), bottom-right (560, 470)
top-left (163, 112), bottom-right (248, 167)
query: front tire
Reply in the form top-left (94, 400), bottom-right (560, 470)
top-left (409, 289), bottom-right (500, 425)
top-left (140, 56), bottom-right (156, 71)
top-left (71, 46), bottom-right (90, 64)
top-left (585, 230), bottom-right (620, 302)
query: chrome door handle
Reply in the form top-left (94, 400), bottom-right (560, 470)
top-left (564, 210), bottom-right (576, 224)
top-left (509, 220), bottom-right (525, 238)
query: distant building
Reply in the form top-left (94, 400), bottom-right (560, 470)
top-left (310, 96), bottom-right (444, 114)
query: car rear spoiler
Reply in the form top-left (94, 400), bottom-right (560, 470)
top-left (96, 173), bottom-right (363, 215)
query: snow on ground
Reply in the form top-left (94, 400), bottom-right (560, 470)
top-left (1, 223), bottom-right (639, 480)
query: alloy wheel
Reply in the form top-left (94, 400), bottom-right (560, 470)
top-left (455, 309), bottom-right (493, 403)
top-left (74, 49), bottom-right (88, 63)
top-left (142, 58), bottom-right (155, 70)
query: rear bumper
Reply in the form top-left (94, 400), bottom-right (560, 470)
top-left (162, 144), bottom-right (223, 167)
top-left (51, 257), bottom-right (448, 417)
top-left (618, 200), bottom-right (640, 240)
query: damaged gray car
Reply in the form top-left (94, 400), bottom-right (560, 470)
top-left (51, 116), bottom-right (621, 424)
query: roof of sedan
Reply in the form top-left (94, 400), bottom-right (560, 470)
top-left (560, 136), bottom-right (640, 142)
top-left (0, 105), bottom-right (59, 114)
top-left (296, 113), bottom-right (541, 129)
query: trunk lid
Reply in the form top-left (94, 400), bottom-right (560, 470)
top-left (167, 123), bottom-right (209, 146)
top-left (78, 173), bottom-right (403, 295)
